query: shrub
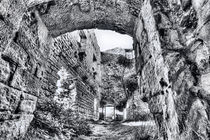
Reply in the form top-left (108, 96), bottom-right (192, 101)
top-left (25, 98), bottom-right (92, 139)
top-left (72, 119), bottom-right (92, 136)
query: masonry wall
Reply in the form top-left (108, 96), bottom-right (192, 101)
top-left (0, 8), bottom-right (101, 138)
top-left (52, 30), bottom-right (101, 120)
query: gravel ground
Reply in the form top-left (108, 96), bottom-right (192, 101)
top-left (76, 120), bottom-right (158, 140)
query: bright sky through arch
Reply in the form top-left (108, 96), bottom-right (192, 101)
top-left (94, 29), bottom-right (133, 52)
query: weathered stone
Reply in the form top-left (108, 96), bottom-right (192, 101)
top-left (0, 114), bottom-right (34, 139)
top-left (2, 41), bottom-right (28, 68)
top-left (201, 73), bottom-right (210, 92)
top-left (100, 48), bottom-right (135, 106)
top-left (24, 0), bottom-right (53, 8)
top-left (183, 99), bottom-right (209, 140)
top-left (0, 83), bottom-right (21, 113)
top-left (11, 68), bottom-right (42, 95)
top-left (188, 40), bottom-right (209, 72)
top-left (40, 0), bottom-right (137, 37)
top-left (0, 59), bottom-right (10, 84)
top-left (0, 0), bottom-right (27, 52)
top-left (19, 93), bottom-right (37, 113)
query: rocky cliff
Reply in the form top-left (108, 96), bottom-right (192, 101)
top-left (100, 48), bottom-right (136, 107)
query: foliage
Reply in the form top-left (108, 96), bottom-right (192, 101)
top-left (117, 55), bottom-right (133, 68)
top-left (100, 53), bottom-right (135, 108)
top-left (133, 112), bottom-right (153, 121)
top-left (25, 98), bottom-right (92, 139)
top-left (125, 74), bottom-right (138, 93)
top-left (116, 98), bottom-right (127, 110)
top-left (100, 52), bottom-right (116, 64)
top-left (37, 99), bottom-right (63, 118)
top-left (71, 119), bottom-right (92, 136)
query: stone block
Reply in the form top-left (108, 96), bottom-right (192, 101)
top-left (10, 68), bottom-right (27, 91)
top-left (0, 82), bottom-right (37, 115)
top-left (188, 40), bottom-right (209, 71)
top-left (24, 0), bottom-right (53, 8)
top-left (0, 0), bottom-right (27, 53)
top-left (1, 0), bottom-right (26, 30)
top-left (11, 68), bottom-right (41, 96)
top-left (149, 94), bottom-right (165, 114)
top-left (0, 83), bottom-right (21, 113)
top-left (0, 58), bottom-right (10, 84)
top-left (19, 93), bottom-right (37, 113)
top-left (0, 114), bottom-right (34, 139)
top-left (0, 113), bottom-right (20, 121)
top-left (0, 21), bottom-right (13, 52)
top-left (201, 73), bottom-right (210, 93)
top-left (186, 99), bottom-right (208, 140)
top-left (3, 42), bottom-right (28, 67)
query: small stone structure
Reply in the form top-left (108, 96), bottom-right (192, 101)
top-left (100, 103), bottom-right (116, 121)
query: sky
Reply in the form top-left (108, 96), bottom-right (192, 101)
top-left (94, 29), bottom-right (133, 52)
top-left (70, 29), bottom-right (133, 52)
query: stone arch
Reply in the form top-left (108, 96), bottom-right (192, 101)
top-left (38, 0), bottom-right (141, 37)
top-left (38, 0), bottom-right (178, 139)
top-left (1, 0), bottom-right (210, 140)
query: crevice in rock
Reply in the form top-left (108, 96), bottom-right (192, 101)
top-left (181, 0), bottom-right (192, 11)
top-left (0, 14), bottom-right (5, 22)
top-left (36, 1), bottom-right (56, 15)
top-left (13, 32), bottom-right (19, 43)
top-left (180, 8), bottom-right (198, 32)
top-left (14, 94), bottom-right (24, 114)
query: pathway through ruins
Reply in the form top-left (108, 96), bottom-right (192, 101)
top-left (77, 120), bottom-right (157, 140)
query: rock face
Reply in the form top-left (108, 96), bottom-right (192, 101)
top-left (0, 83), bottom-right (37, 139)
top-left (100, 48), bottom-right (135, 106)
top-left (124, 90), bottom-right (152, 121)
top-left (134, 0), bottom-right (210, 139)
top-left (0, 5), bottom-right (101, 138)
top-left (1, 0), bottom-right (210, 139)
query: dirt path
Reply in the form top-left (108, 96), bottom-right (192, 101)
top-left (77, 121), bottom-right (157, 140)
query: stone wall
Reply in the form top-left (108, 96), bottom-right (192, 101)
top-left (0, 6), bottom-right (101, 138)
top-left (0, 8), bottom-right (45, 139)
top-left (52, 30), bottom-right (101, 120)
top-left (135, 0), bottom-right (210, 139)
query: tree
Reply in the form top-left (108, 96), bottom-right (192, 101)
top-left (117, 55), bottom-right (133, 100)
top-left (125, 74), bottom-right (138, 94)
top-left (100, 51), bottom-right (135, 109)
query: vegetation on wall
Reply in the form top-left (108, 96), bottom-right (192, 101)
top-left (24, 98), bottom-right (92, 139)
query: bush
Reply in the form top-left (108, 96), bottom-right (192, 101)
top-left (72, 119), bottom-right (92, 136)
top-left (133, 113), bottom-right (153, 121)
top-left (25, 98), bottom-right (92, 139)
